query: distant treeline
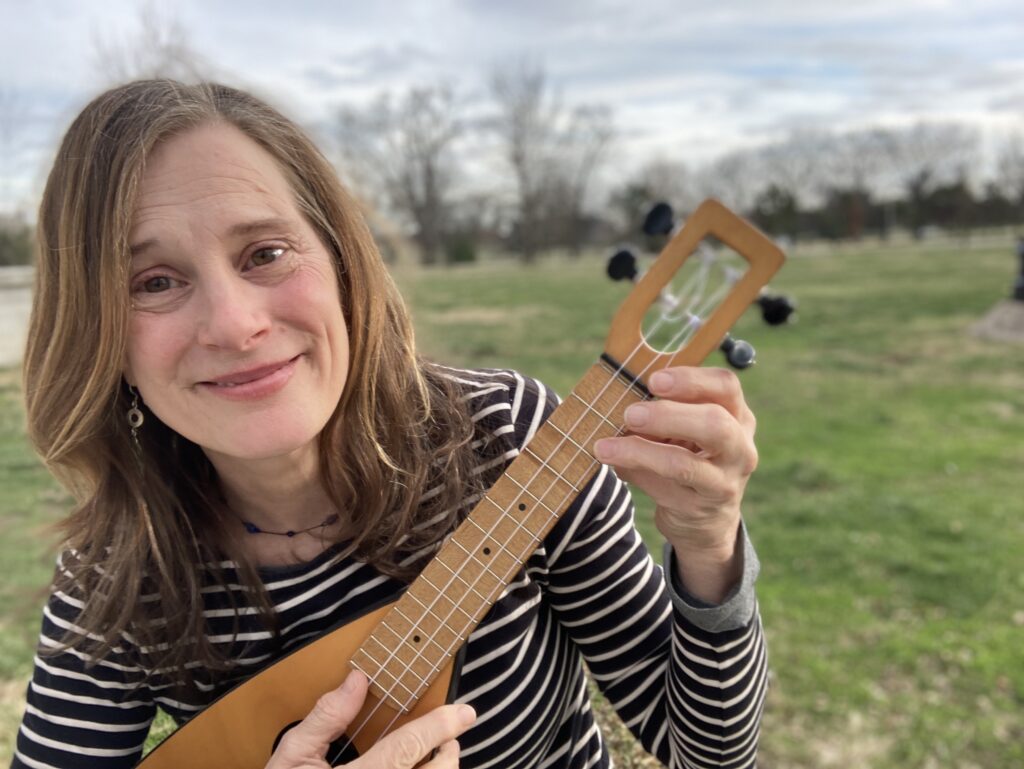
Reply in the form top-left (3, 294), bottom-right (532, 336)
top-left (4, 76), bottom-right (1022, 267)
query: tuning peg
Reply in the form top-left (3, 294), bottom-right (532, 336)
top-left (757, 293), bottom-right (796, 326)
top-left (720, 334), bottom-right (756, 369)
top-left (607, 248), bottom-right (639, 282)
top-left (642, 202), bottom-right (675, 237)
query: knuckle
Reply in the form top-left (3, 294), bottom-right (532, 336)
top-left (715, 366), bottom-right (740, 390)
top-left (274, 728), bottom-right (302, 755)
top-left (672, 453), bottom-right (698, 487)
top-left (390, 728), bottom-right (429, 767)
top-left (705, 404), bottom-right (731, 433)
top-left (746, 445), bottom-right (759, 474)
top-left (312, 690), bottom-right (347, 725)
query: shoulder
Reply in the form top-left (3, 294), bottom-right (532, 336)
top-left (429, 363), bottom-right (560, 447)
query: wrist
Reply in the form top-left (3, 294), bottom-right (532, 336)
top-left (670, 527), bottom-right (743, 605)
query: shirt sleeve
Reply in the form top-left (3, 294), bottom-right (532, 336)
top-left (515, 375), bottom-right (768, 769)
top-left (11, 556), bottom-right (156, 769)
top-left (663, 521), bottom-right (760, 633)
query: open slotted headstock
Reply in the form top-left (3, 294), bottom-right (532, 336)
top-left (605, 199), bottom-right (786, 382)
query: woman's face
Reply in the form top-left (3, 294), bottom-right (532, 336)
top-left (125, 122), bottom-right (349, 465)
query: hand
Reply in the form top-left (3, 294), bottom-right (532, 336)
top-left (594, 366), bottom-right (757, 601)
top-left (266, 670), bottom-right (476, 769)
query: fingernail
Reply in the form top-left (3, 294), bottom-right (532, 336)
top-left (593, 439), bottom-right (615, 461)
top-left (650, 371), bottom-right (673, 393)
top-left (624, 404), bottom-right (649, 427)
top-left (341, 671), bottom-right (358, 693)
top-left (457, 705), bottom-right (476, 725)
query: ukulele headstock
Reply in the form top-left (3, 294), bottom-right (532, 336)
top-left (604, 198), bottom-right (785, 383)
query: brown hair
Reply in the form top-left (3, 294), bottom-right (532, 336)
top-left (24, 80), bottom-right (482, 677)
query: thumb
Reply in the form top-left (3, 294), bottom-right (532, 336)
top-left (272, 670), bottom-right (367, 763)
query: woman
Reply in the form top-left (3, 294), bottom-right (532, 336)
top-left (13, 80), bottom-right (767, 769)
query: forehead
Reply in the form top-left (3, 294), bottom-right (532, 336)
top-left (130, 122), bottom-right (298, 238)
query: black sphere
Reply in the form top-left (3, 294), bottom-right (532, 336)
top-left (758, 294), bottom-right (796, 326)
top-left (607, 249), bottom-right (639, 282)
top-left (642, 202), bottom-right (675, 237)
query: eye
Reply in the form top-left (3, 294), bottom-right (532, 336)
top-left (141, 275), bottom-right (173, 293)
top-left (248, 246), bottom-right (285, 267)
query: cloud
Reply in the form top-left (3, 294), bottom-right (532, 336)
top-left (3, 0), bottom-right (1024, 213)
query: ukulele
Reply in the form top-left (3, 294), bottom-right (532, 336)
top-left (137, 198), bottom-right (785, 768)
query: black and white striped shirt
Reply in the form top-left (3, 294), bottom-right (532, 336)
top-left (13, 368), bottom-right (768, 769)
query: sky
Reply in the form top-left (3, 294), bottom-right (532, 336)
top-left (2, 0), bottom-right (1024, 216)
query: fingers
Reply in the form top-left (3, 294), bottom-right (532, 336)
top-left (600, 435), bottom-right (731, 498)
top-left (422, 739), bottom-right (462, 768)
top-left (359, 704), bottom-right (476, 769)
top-left (267, 670), bottom-right (367, 767)
top-left (620, 400), bottom-right (752, 466)
top-left (648, 366), bottom-right (756, 432)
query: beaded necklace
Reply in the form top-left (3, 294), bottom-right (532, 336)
top-left (239, 513), bottom-right (340, 538)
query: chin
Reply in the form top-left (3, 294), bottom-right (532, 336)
top-left (197, 420), bottom-right (325, 464)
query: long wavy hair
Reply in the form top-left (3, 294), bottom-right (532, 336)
top-left (24, 80), bottom-right (483, 678)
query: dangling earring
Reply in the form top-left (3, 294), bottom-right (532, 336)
top-left (127, 385), bottom-right (145, 454)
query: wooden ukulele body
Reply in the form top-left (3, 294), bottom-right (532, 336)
top-left (136, 199), bottom-right (785, 768)
top-left (138, 600), bottom-right (455, 768)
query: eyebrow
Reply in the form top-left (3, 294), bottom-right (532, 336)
top-left (128, 217), bottom-right (297, 258)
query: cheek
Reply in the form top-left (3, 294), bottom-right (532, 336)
top-left (125, 315), bottom-right (191, 388)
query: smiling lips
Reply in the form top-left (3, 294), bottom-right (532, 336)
top-left (199, 355), bottom-right (300, 400)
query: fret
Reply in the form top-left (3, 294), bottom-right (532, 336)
top-left (433, 535), bottom-right (519, 594)
top-left (435, 544), bottom-right (503, 604)
top-left (521, 443), bottom-right (596, 492)
top-left (357, 362), bottom-right (648, 712)
top-left (540, 422), bottom-right (593, 455)
top-left (568, 391), bottom-right (621, 432)
top-left (361, 641), bottom-right (422, 693)
top-left (411, 575), bottom-right (479, 625)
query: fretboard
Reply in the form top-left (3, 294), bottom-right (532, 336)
top-left (351, 359), bottom-right (648, 712)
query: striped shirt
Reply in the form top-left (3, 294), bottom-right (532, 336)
top-left (13, 367), bottom-right (768, 769)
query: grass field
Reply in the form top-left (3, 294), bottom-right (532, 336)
top-left (2, 234), bottom-right (1023, 767)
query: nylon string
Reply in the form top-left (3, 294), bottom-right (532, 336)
top-left (328, 249), bottom-right (743, 761)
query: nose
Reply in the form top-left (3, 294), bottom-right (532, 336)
top-left (194, 272), bottom-right (272, 351)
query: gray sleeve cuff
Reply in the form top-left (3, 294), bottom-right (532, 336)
top-left (663, 521), bottom-right (761, 633)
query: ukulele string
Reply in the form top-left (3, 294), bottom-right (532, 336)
top-left (331, 257), bottom-right (738, 759)
top-left (331, 252), bottom-right (740, 759)
top-left (326, 310), bottom-right (692, 762)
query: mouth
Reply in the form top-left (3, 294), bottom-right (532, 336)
top-left (198, 355), bottom-right (301, 399)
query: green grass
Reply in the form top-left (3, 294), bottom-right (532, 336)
top-left (3, 235), bottom-right (1023, 767)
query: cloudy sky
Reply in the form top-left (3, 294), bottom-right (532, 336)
top-left (2, 0), bottom-right (1024, 215)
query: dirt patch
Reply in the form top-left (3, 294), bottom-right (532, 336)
top-left (971, 300), bottom-right (1024, 344)
top-left (426, 306), bottom-right (546, 326)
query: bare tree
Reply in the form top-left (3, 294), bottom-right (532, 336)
top-left (489, 60), bottom-right (558, 261)
top-left (887, 121), bottom-right (979, 236)
top-left (556, 105), bottom-right (615, 253)
top-left (757, 130), bottom-right (831, 209)
top-left (91, 0), bottom-right (212, 83)
top-left (994, 131), bottom-right (1024, 205)
top-left (489, 60), bottom-right (615, 261)
top-left (691, 149), bottom-right (762, 215)
top-left (335, 85), bottom-right (463, 265)
top-left (609, 156), bottom-right (692, 236)
top-left (823, 128), bottom-right (897, 197)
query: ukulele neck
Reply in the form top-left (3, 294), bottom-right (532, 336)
top-left (351, 359), bottom-right (649, 711)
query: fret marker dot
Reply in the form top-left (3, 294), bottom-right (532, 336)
top-left (483, 547), bottom-right (491, 556)
top-left (518, 503), bottom-right (526, 511)
top-left (413, 635), bottom-right (421, 643)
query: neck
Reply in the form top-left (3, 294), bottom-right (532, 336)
top-left (205, 443), bottom-right (336, 533)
